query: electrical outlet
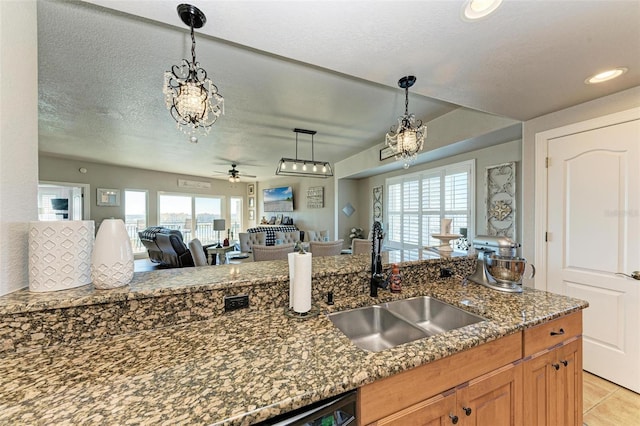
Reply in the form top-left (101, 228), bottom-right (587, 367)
top-left (440, 268), bottom-right (453, 278)
top-left (224, 294), bottom-right (249, 312)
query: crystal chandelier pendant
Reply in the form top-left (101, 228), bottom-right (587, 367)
top-left (385, 76), bottom-right (426, 168)
top-left (163, 4), bottom-right (224, 139)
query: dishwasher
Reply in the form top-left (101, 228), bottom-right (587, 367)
top-left (259, 390), bottom-right (356, 426)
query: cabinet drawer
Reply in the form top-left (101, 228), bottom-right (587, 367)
top-left (523, 311), bottom-right (582, 357)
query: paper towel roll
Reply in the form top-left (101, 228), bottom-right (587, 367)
top-left (292, 252), bottom-right (312, 313)
top-left (288, 252), bottom-right (296, 309)
top-left (28, 220), bottom-right (95, 292)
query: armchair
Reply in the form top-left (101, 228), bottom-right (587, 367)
top-left (309, 239), bottom-right (344, 257)
top-left (351, 238), bottom-right (372, 255)
top-left (138, 227), bottom-right (194, 268)
top-left (252, 243), bottom-right (295, 262)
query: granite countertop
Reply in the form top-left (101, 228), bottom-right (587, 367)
top-left (0, 276), bottom-right (587, 425)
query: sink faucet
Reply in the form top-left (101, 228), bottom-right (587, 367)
top-left (370, 221), bottom-right (388, 297)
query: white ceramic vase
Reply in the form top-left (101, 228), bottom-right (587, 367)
top-left (91, 218), bottom-right (134, 290)
top-left (28, 220), bottom-right (95, 292)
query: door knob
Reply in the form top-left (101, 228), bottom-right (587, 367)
top-left (616, 271), bottom-right (640, 280)
top-left (552, 363), bottom-right (560, 370)
top-left (561, 360), bottom-right (568, 367)
top-left (463, 406), bottom-right (472, 416)
top-left (449, 414), bottom-right (459, 424)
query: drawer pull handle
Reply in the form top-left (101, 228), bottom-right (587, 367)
top-left (463, 406), bottom-right (472, 416)
top-left (450, 414), bottom-right (459, 424)
top-left (550, 328), bottom-right (565, 336)
top-left (552, 363), bottom-right (560, 370)
top-left (561, 360), bottom-right (568, 367)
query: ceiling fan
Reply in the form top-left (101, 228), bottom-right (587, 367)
top-left (212, 164), bottom-right (256, 182)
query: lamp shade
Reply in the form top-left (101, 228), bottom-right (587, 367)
top-left (213, 219), bottom-right (226, 231)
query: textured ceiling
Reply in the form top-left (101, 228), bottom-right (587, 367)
top-left (38, 0), bottom-right (640, 181)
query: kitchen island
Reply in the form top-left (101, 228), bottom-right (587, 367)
top-left (0, 251), bottom-right (587, 425)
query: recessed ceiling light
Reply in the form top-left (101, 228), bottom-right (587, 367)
top-left (463, 0), bottom-right (503, 20)
top-left (585, 67), bottom-right (628, 84)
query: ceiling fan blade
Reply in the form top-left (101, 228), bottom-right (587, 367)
top-left (239, 173), bottom-right (257, 178)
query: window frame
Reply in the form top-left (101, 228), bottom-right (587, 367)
top-left (385, 159), bottom-right (475, 250)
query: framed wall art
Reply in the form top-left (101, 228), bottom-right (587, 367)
top-left (372, 185), bottom-right (383, 222)
top-left (247, 183), bottom-right (255, 196)
top-left (96, 188), bottom-right (120, 207)
top-left (486, 162), bottom-right (516, 238)
top-left (379, 146), bottom-right (395, 161)
top-left (307, 186), bottom-right (324, 208)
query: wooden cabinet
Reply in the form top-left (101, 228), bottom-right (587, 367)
top-left (359, 311), bottom-right (583, 426)
top-left (368, 362), bottom-right (522, 426)
top-left (370, 391), bottom-right (457, 426)
top-left (358, 333), bottom-right (522, 425)
top-left (458, 362), bottom-right (522, 426)
top-left (522, 311), bottom-right (583, 426)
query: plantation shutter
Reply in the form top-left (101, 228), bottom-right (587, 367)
top-left (385, 160), bottom-right (474, 250)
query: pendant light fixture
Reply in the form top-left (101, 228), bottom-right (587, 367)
top-left (385, 76), bottom-right (426, 169)
top-left (275, 129), bottom-right (333, 178)
top-left (163, 4), bottom-right (224, 141)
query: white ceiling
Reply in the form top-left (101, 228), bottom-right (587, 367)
top-left (37, 0), bottom-right (640, 181)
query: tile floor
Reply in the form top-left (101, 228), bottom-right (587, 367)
top-left (583, 371), bottom-right (640, 426)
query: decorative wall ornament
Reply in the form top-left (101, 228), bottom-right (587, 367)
top-left (177, 179), bottom-right (211, 189)
top-left (306, 186), bottom-right (324, 208)
top-left (28, 220), bottom-right (94, 292)
top-left (91, 219), bottom-right (134, 290)
top-left (372, 186), bottom-right (383, 222)
top-left (342, 203), bottom-right (355, 217)
top-left (485, 162), bottom-right (516, 238)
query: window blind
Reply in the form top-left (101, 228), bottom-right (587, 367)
top-left (386, 160), bottom-right (474, 249)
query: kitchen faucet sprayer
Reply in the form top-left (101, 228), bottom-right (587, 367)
top-left (370, 221), bottom-right (388, 297)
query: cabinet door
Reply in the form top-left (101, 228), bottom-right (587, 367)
top-left (523, 350), bottom-right (555, 426)
top-left (554, 339), bottom-right (583, 426)
top-left (369, 391), bottom-right (457, 426)
top-left (523, 337), bottom-right (583, 426)
top-left (457, 362), bottom-right (522, 426)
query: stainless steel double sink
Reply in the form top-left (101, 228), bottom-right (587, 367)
top-left (328, 296), bottom-right (485, 352)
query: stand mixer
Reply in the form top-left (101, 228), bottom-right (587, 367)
top-left (467, 235), bottom-right (535, 293)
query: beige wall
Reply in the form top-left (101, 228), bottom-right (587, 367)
top-left (0, 1), bottom-right (39, 296)
top-left (521, 86), bottom-right (640, 262)
top-left (337, 139), bottom-right (523, 245)
top-left (39, 155), bottom-right (249, 230)
top-left (256, 176), bottom-right (336, 239)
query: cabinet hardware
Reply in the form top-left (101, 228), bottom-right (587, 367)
top-left (449, 414), bottom-right (459, 424)
top-left (463, 406), bottom-right (472, 416)
top-left (552, 363), bottom-right (560, 370)
top-left (550, 328), bottom-right (565, 336)
top-left (561, 360), bottom-right (568, 367)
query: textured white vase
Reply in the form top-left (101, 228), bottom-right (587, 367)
top-left (91, 218), bottom-right (134, 290)
top-left (28, 220), bottom-right (95, 292)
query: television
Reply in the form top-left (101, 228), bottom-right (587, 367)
top-left (51, 198), bottom-right (69, 211)
top-left (263, 186), bottom-right (293, 212)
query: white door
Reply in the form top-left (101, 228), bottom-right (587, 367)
top-left (546, 115), bottom-right (640, 392)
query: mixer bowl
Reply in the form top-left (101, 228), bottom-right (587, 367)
top-left (488, 255), bottom-right (535, 283)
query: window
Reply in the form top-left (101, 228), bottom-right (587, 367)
top-left (229, 197), bottom-right (243, 240)
top-left (386, 160), bottom-right (474, 250)
top-left (124, 190), bottom-right (148, 254)
top-left (158, 193), bottom-right (224, 245)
